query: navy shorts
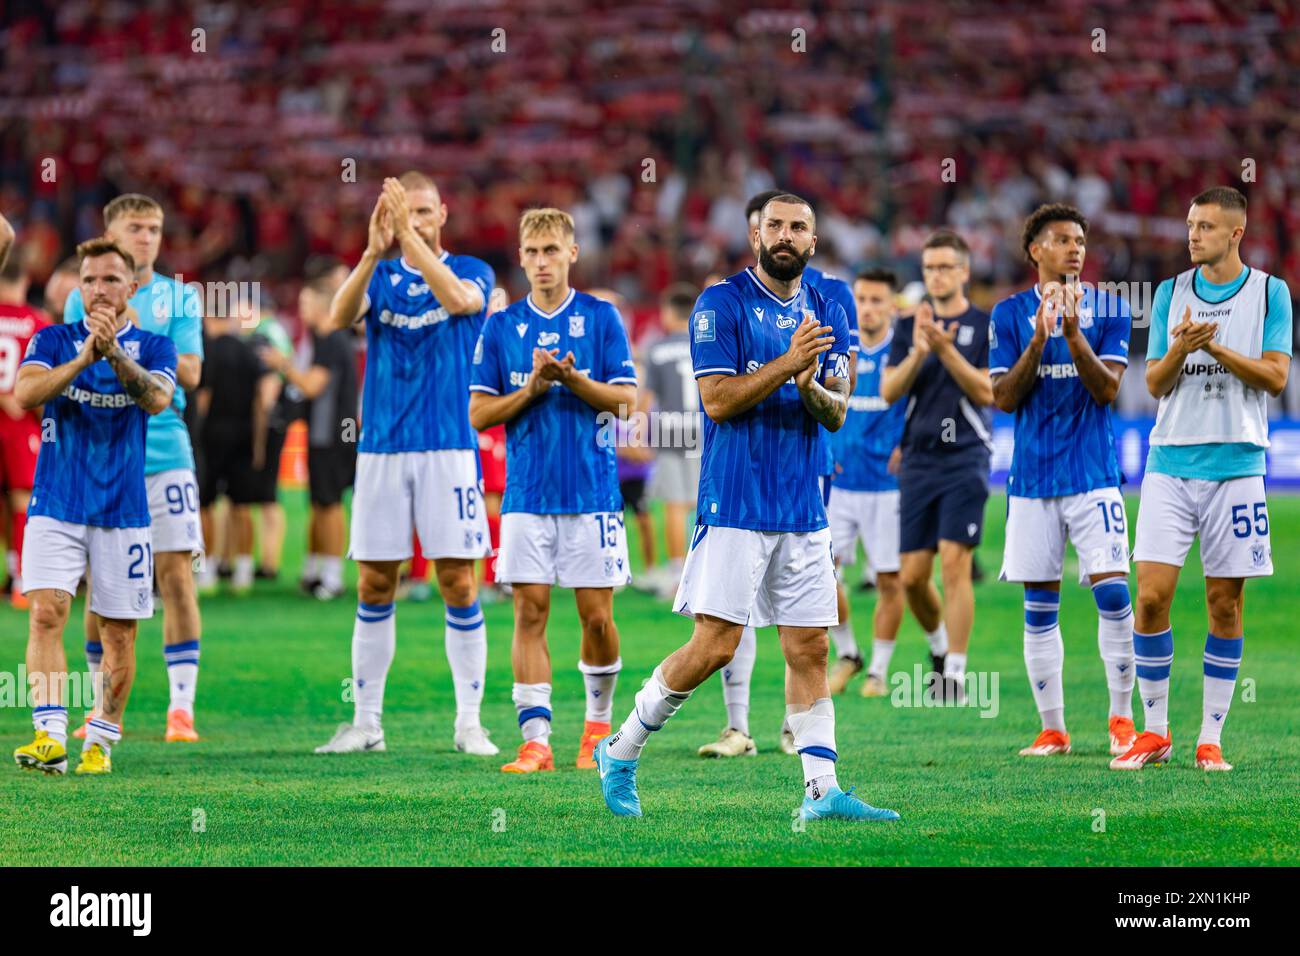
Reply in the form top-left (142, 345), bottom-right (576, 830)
top-left (898, 459), bottom-right (990, 553)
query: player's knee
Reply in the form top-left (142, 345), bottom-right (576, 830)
top-left (899, 564), bottom-right (929, 593)
top-left (97, 620), bottom-right (137, 650)
top-left (514, 594), bottom-right (549, 632)
top-left (876, 572), bottom-right (903, 599)
top-left (436, 569), bottom-right (476, 607)
top-left (939, 549), bottom-right (971, 584)
top-left (580, 609), bottom-right (614, 641)
top-left (357, 566), bottom-right (398, 605)
top-left (28, 596), bottom-right (66, 637)
top-left (784, 631), bottom-right (830, 671)
top-left (1205, 591), bottom-right (1242, 635)
top-left (1133, 585), bottom-right (1170, 629)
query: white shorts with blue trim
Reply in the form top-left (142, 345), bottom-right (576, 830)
top-left (1133, 472), bottom-right (1272, 578)
top-left (999, 487), bottom-right (1130, 586)
top-left (828, 488), bottom-right (901, 573)
top-left (349, 450), bottom-right (491, 562)
top-left (497, 512), bottom-right (631, 589)
top-left (146, 468), bottom-right (204, 554)
top-left (22, 516), bottom-right (155, 619)
top-left (673, 523), bottom-right (838, 629)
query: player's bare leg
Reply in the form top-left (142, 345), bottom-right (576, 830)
top-left (937, 539), bottom-right (975, 701)
top-left (315, 559), bottom-right (399, 754)
top-left (827, 579), bottom-right (862, 693)
top-left (899, 548), bottom-right (951, 688)
top-left (863, 570), bottom-right (903, 697)
top-left (503, 583), bottom-right (554, 772)
top-left (15, 589), bottom-right (73, 774)
top-left (75, 615), bottom-right (139, 774)
top-left (157, 550), bottom-right (202, 742)
top-left (76, 601), bottom-right (104, 738)
top-left (1112, 561), bottom-right (1179, 769)
top-left (229, 504), bottom-right (256, 594)
top-left (307, 503), bottom-right (346, 599)
top-left (258, 502), bottom-right (285, 579)
top-left (1196, 576), bottom-right (1244, 770)
top-left (574, 586), bottom-right (620, 768)
top-left (662, 500), bottom-right (688, 591)
top-left (435, 557), bottom-right (495, 755)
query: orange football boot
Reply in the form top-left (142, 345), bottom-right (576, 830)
top-left (1018, 728), bottom-right (1071, 756)
top-left (1109, 730), bottom-right (1172, 770)
top-left (576, 720), bottom-right (611, 769)
top-left (1108, 715), bottom-right (1136, 756)
top-left (501, 740), bottom-right (555, 773)
top-left (165, 709), bottom-right (199, 743)
top-left (1195, 743), bottom-right (1233, 771)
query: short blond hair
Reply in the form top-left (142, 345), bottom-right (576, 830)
top-left (103, 193), bottom-right (163, 226)
top-left (519, 208), bottom-right (575, 242)
top-left (76, 237), bottom-right (136, 273)
top-left (398, 170), bottom-right (437, 193)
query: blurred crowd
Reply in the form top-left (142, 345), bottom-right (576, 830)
top-left (2, 0), bottom-right (1298, 402)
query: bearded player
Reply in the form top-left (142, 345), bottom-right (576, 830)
top-left (1115, 186), bottom-right (1291, 772)
top-left (315, 173), bottom-right (498, 757)
top-left (65, 194), bottom-right (206, 743)
top-left (595, 194), bottom-right (897, 822)
top-left (989, 203), bottom-right (1137, 759)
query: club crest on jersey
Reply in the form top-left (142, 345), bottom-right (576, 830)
top-left (134, 589), bottom-right (150, 611)
top-left (1251, 545), bottom-right (1267, 568)
top-left (957, 325), bottom-right (974, 347)
top-left (604, 557), bottom-right (615, 577)
top-left (538, 331), bottom-right (560, 347)
top-left (1111, 543), bottom-right (1124, 562)
top-left (694, 310), bottom-right (715, 343)
top-left (569, 315), bottom-right (585, 337)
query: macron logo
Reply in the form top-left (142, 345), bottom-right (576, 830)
top-left (50, 886), bottom-right (151, 936)
top-left (753, 307), bottom-right (764, 321)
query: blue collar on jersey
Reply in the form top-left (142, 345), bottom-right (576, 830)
top-left (744, 267), bottom-right (802, 307)
top-left (399, 250), bottom-right (450, 274)
top-left (526, 287), bottom-right (576, 318)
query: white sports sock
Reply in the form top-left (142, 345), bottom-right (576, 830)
top-left (233, 554), bottom-right (255, 589)
top-left (84, 717), bottom-right (122, 755)
top-left (606, 666), bottom-right (691, 760)
top-left (830, 620), bottom-right (859, 660)
top-left (1024, 628), bottom-right (1066, 732)
top-left (867, 638), bottom-right (895, 680)
top-left (786, 698), bottom-right (839, 799)
top-left (925, 622), bottom-right (949, 657)
top-left (164, 639), bottom-right (201, 715)
top-left (84, 642), bottom-right (103, 717)
top-left (320, 556), bottom-right (344, 591)
top-left (722, 625), bottom-right (757, 735)
top-left (33, 705), bottom-right (68, 747)
top-left (445, 601), bottom-right (487, 732)
top-left (943, 651), bottom-right (967, 681)
top-left (578, 658), bottom-right (621, 724)
top-left (303, 553), bottom-right (321, 580)
top-left (1199, 634), bottom-right (1243, 747)
top-left (1092, 579), bottom-right (1135, 718)
top-left (1133, 629), bottom-right (1173, 737)
top-left (513, 682), bottom-right (552, 744)
top-left (352, 602), bottom-right (396, 733)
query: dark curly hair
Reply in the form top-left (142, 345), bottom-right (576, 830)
top-left (1021, 203), bottom-right (1088, 266)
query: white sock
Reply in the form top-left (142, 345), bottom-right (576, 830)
top-left (925, 622), bottom-right (949, 657)
top-left (579, 658), bottom-right (621, 724)
top-left (830, 620), bottom-right (859, 660)
top-left (1024, 627), bottom-right (1066, 732)
top-left (33, 704), bottom-right (68, 747)
top-left (321, 556), bottom-right (344, 591)
top-left (84, 641), bottom-right (103, 717)
top-left (722, 625), bottom-right (757, 735)
top-left (943, 651), bottom-right (967, 681)
top-left (84, 717), bottom-right (122, 755)
top-left (787, 698), bottom-right (839, 799)
top-left (164, 639), bottom-right (201, 715)
top-left (445, 600), bottom-right (487, 732)
top-left (233, 554), bottom-right (255, 588)
top-left (1133, 629), bottom-right (1173, 737)
top-left (867, 638), bottom-right (895, 680)
top-left (606, 666), bottom-right (692, 760)
top-left (1199, 634), bottom-right (1243, 747)
top-left (1092, 579), bottom-right (1135, 718)
top-left (303, 553), bottom-right (321, 580)
top-left (352, 602), bottom-right (396, 732)
top-left (513, 682), bottom-right (552, 744)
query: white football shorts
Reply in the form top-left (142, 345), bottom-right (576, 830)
top-left (496, 511), bottom-right (632, 589)
top-left (999, 487), bottom-right (1130, 585)
top-left (146, 468), bottom-right (204, 555)
top-left (1133, 472), bottom-right (1272, 578)
top-left (827, 488), bottom-right (901, 574)
top-left (22, 515), bottom-right (155, 619)
top-left (349, 450), bottom-right (491, 562)
top-left (673, 523), bottom-right (838, 629)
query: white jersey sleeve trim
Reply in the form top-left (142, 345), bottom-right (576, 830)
top-left (469, 384), bottom-right (500, 395)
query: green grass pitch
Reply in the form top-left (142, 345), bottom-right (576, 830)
top-left (2, 492), bottom-right (1297, 866)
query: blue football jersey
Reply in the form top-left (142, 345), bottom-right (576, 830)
top-left (831, 331), bottom-right (905, 492)
top-left (804, 265), bottom-right (858, 476)
top-left (66, 273), bottom-right (203, 476)
top-left (690, 268), bottom-right (852, 533)
top-left (470, 289), bottom-right (637, 514)
top-left (989, 284), bottom-right (1131, 497)
top-left (358, 252), bottom-right (495, 453)
top-left (22, 321), bottom-right (178, 527)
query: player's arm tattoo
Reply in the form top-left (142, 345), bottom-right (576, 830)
top-left (799, 374), bottom-right (849, 430)
top-left (991, 337), bottom-right (1045, 412)
top-left (1064, 331), bottom-right (1123, 405)
top-left (105, 344), bottom-right (174, 414)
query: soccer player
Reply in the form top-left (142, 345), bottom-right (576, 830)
top-left (12, 238), bottom-right (177, 775)
top-left (826, 268), bottom-right (907, 698)
top-left (595, 194), bottom-right (898, 822)
top-left (65, 194), bottom-right (206, 743)
top-left (989, 203), bottom-right (1137, 758)
top-left (881, 230), bottom-right (993, 703)
top-left (0, 247), bottom-right (52, 611)
top-left (315, 173), bottom-right (497, 757)
top-left (1115, 186), bottom-right (1292, 772)
top-left (469, 208), bottom-right (637, 773)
